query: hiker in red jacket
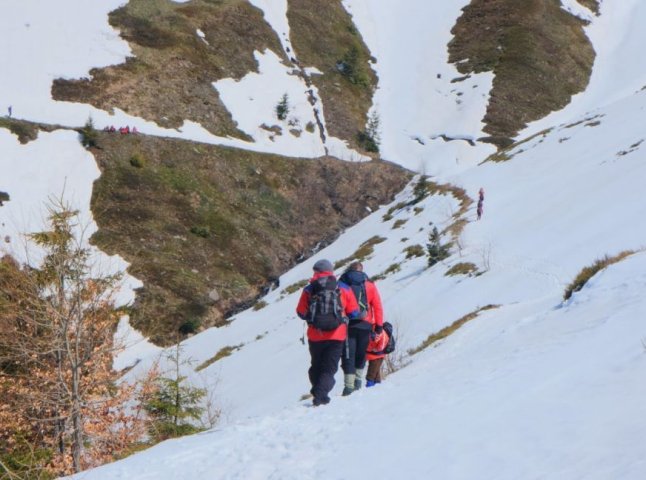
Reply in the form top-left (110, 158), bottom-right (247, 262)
top-left (338, 262), bottom-right (383, 395)
top-left (477, 187), bottom-right (484, 220)
top-left (365, 327), bottom-right (390, 387)
top-left (296, 259), bottom-right (361, 406)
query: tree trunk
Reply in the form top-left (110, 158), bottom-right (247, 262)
top-left (71, 364), bottom-right (83, 472)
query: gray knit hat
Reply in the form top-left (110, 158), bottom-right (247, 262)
top-left (313, 259), bottom-right (334, 272)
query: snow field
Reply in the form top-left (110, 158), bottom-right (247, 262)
top-left (0, 0), bottom-right (364, 160)
top-left (342, 0), bottom-right (497, 174)
top-left (3, 0), bottom-right (646, 478)
top-left (0, 128), bottom-right (141, 305)
top-left (71, 251), bottom-right (646, 479)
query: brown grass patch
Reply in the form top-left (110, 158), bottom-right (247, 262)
top-left (449, 0), bottom-right (595, 144)
top-left (445, 262), bottom-right (478, 277)
top-left (195, 344), bottom-right (243, 371)
top-left (287, 0), bottom-right (377, 152)
top-left (576, 0), bottom-right (600, 15)
top-left (52, 0), bottom-right (285, 139)
top-left (334, 235), bottom-right (387, 270)
top-left (563, 251), bottom-right (635, 301)
top-left (371, 263), bottom-right (402, 282)
top-left (90, 133), bottom-right (409, 345)
top-left (0, 118), bottom-right (40, 144)
top-left (281, 279), bottom-right (309, 296)
top-left (408, 304), bottom-right (500, 355)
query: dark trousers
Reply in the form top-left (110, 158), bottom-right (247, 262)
top-left (341, 328), bottom-right (371, 374)
top-left (366, 357), bottom-right (384, 382)
top-left (308, 340), bottom-right (344, 402)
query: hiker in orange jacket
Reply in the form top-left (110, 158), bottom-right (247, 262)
top-left (338, 261), bottom-right (383, 395)
top-left (365, 327), bottom-right (390, 386)
top-left (296, 259), bottom-right (361, 406)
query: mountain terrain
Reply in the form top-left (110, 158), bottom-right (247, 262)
top-left (2, 0), bottom-right (646, 479)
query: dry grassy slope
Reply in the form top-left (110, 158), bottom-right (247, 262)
top-left (288, 0), bottom-right (377, 152)
top-left (449, 0), bottom-right (596, 147)
top-left (52, 0), bottom-right (286, 139)
top-left (90, 132), bottom-right (410, 346)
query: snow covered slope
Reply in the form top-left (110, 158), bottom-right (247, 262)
top-left (71, 249), bottom-right (646, 479)
top-left (85, 80), bottom-right (646, 478)
top-left (3, 0), bottom-right (646, 478)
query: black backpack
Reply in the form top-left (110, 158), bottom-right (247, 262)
top-left (308, 276), bottom-right (345, 331)
top-left (340, 270), bottom-right (369, 316)
top-left (382, 321), bottom-right (396, 354)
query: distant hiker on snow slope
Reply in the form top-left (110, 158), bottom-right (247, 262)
top-left (338, 261), bottom-right (383, 396)
top-left (297, 259), bottom-right (361, 407)
top-left (477, 187), bottom-right (484, 220)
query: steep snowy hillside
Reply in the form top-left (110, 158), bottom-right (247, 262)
top-left (112, 75), bottom-right (646, 417)
top-left (0, 0), bottom-right (410, 347)
top-left (71, 250), bottom-right (646, 479)
top-left (3, 0), bottom-right (646, 478)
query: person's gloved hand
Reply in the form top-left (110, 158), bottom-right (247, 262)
top-left (374, 325), bottom-right (383, 335)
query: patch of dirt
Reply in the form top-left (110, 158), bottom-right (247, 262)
top-left (287, 0), bottom-right (377, 152)
top-left (0, 118), bottom-right (40, 144)
top-left (576, 0), bottom-right (600, 15)
top-left (449, 0), bottom-right (595, 146)
top-left (0, 118), bottom-right (71, 144)
top-left (90, 132), bottom-right (411, 345)
top-left (52, 0), bottom-right (286, 139)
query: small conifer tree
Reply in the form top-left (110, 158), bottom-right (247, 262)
top-left (412, 175), bottom-right (429, 204)
top-left (79, 117), bottom-right (98, 148)
top-left (358, 110), bottom-right (381, 153)
top-left (275, 93), bottom-right (289, 121)
top-left (145, 344), bottom-right (206, 441)
top-left (427, 227), bottom-right (451, 267)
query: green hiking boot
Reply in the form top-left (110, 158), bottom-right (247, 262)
top-left (354, 368), bottom-right (365, 390)
top-left (342, 386), bottom-right (354, 396)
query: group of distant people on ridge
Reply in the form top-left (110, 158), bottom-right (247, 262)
top-left (296, 260), bottom-right (394, 407)
top-left (103, 125), bottom-right (139, 135)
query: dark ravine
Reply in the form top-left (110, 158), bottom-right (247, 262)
top-left (89, 131), bottom-right (411, 346)
top-left (449, 0), bottom-right (596, 147)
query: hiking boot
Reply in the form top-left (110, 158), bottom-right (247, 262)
top-left (312, 396), bottom-right (330, 407)
top-left (342, 386), bottom-right (354, 396)
top-left (366, 380), bottom-right (376, 388)
top-left (354, 368), bottom-right (364, 390)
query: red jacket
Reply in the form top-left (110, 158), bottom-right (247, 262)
top-left (363, 280), bottom-right (384, 328)
top-left (339, 270), bottom-right (384, 329)
top-left (366, 330), bottom-right (390, 361)
top-left (296, 271), bottom-right (360, 342)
